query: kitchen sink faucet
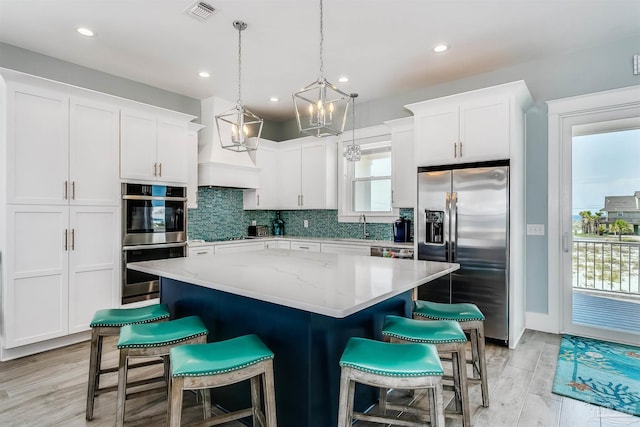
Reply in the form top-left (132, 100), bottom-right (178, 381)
top-left (360, 214), bottom-right (370, 239)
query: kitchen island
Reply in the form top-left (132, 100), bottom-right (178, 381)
top-left (128, 249), bottom-right (459, 427)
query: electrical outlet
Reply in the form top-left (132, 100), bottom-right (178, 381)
top-left (526, 224), bottom-right (545, 236)
top-left (303, 219), bottom-right (309, 228)
top-left (251, 220), bottom-right (257, 226)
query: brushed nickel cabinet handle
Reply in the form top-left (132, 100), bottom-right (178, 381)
top-left (301, 195), bottom-right (304, 206)
top-left (459, 142), bottom-right (463, 157)
top-left (153, 163), bottom-right (157, 176)
top-left (159, 163), bottom-right (162, 177)
top-left (71, 229), bottom-right (75, 250)
top-left (196, 251), bottom-right (208, 255)
top-left (64, 229), bottom-right (68, 251)
top-left (64, 181), bottom-right (68, 200)
top-left (453, 143), bottom-right (457, 158)
top-left (72, 181), bottom-right (75, 200)
top-left (257, 194), bottom-right (260, 206)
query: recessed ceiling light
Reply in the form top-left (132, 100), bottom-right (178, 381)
top-left (198, 71), bottom-right (210, 78)
top-left (433, 44), bottom-right (449, 53)
top-left (338, 76), bottom-right (349, 83)
top-left (269, 97), bottom-right (279, 102)
top-left (76, 27), bottom-right (95, 37)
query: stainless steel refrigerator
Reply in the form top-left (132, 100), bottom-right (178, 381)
top-left (417, 160), bottom-right (510, 345)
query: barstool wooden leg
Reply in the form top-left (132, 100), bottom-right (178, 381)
top-left (263, 361), bottom-right (277, 427)
top-left (115, 348), bottom-right (129, 427)
top-left (432, 383), bottom-right (445, 427)
top-left (475, 323), bottom-right (489, 407)
top-left (454, 342), bottom-right (471, 427)
top-left (201, 388), bottom-right (211, 420)
top-left (337, 368), bottom-right (355, 427)
top-left (85, 328), bottom-right (101, 420)
top-left (250, 375), bottom-right (262, 426)
top-left (168, 377), bottom-right (185, 427)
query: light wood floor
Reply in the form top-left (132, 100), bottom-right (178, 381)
top-left (0, 330), bottom-right (638, 426)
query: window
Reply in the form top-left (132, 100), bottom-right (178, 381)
top-left (338, 125), bottom-right (399, 223)
top-left (352, 143), bottom-right (392, 212)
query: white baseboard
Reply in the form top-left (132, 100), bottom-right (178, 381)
top-left (526, 311), bottom-right (560, 334)
top-left (0, 331), bottom-right (91, 361)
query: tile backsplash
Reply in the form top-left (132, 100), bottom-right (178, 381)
top-left (188, 187), bottom-right (414, 242)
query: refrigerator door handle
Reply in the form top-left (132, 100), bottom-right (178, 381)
top-left (451, 191), bottom-right (458, 262)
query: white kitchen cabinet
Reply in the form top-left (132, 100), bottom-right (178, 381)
top-left (120, 108), bottom-right (192, 184)
top-left (244, 140), bottom-right (279, 210)
top-left (277, 138), bottom-right (338, 210)
top-left (265, 240), bottom-right (291, 249)
top-left (290, 241), bottom-right (321, 252)
top-left (188, 246), bottom-right (214, 257)
top-left (385, 117), bottom-right (416, 208)
top-left (321, 243), bottom-right (370, 256)
top-left (214, 241), bottom-right (265, 254)
top-left (4, 205), bottom-right (118, 347)
top-left (6, 85), bottom-right (120, 207)
top-left (187, 123), bottom-right (205, 209)
top-left (406, 81), bottom-right (531, 167)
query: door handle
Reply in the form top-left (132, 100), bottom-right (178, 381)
top-left (257, 194), bottom-right (260, 206)
top-left (153, 163), bottom-right (158, 176)
top-left (71, 229), bottom-right (75, 250)
top-left (72, 181), bottom-right (76, 200)
top-left (459, 142), bottom-right (463, 157)
top-left (453, 143), bottom-right (457, 158)
top-left (451, 191), bottom-right (458, 262)
top-left (64, 181), bottom-right (68, 200)
top-left (158, 163), bottom-right (162, 177)
top-left (64, 229), bottom-right (68, 251)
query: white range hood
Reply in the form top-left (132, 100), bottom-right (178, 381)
top-left (198, 96), bottom-right (260, 189)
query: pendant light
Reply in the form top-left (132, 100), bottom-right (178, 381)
top-left (293, 0), bottom-right (351, 137)
top-left (216, 20), bottom-right (263, 152)
top-left (344, 93), bottom-right (360, 161)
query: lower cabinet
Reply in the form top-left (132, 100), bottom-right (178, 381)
top-left (320, 243), bottom-right (370, 256)
top-left (265, 240), bottom-right (291, 249)
top-left (214, 241), bottom-right (265, 254)
top-left (290, 241), bottom-right (322, 252)
top-left (3, 205), bottom-right (119, 348)
top-left (188, 246), bottom-right (214, 257)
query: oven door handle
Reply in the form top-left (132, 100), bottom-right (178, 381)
top-left (123, 195), bottom-right (188, 202)
top-left (123, 242), bottom-right (188, 251)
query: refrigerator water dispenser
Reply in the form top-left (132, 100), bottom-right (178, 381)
top-left (425, 210), bottom-right (444, 244)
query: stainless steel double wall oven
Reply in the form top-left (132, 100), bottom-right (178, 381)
top-left (121, 183), bottom-right (187, 304)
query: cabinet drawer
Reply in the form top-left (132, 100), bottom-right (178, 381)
top-left (214, 242), bottom-right (265, 254)
top-left (321, 243), bottom-right (370, 256)
top-left (188, 246), bottom-right (214, 257)
top-left (290, 241), bottom-right (321, 252)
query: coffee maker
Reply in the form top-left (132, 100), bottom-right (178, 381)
top-left (393, 216), bottom-right (411, 242)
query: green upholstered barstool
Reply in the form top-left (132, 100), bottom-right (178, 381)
top-left (413, 300), bottom-right (489, 407)
top-left (168, 334), bottom-right (277, 427)
top-left (382, 315), bottom-right (471, 427)
top-left (85, 303), bottom-right (170, 421)
top-left (337, 337), bottom-right (445, 427)
top-left (115, 315), bottom-right (208, 427)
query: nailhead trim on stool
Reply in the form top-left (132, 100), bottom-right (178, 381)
top-left (85, 304), bottom-right (170, 421)
top-left (382, 315), bottom-right (471, 427)
top-left (337, 337), bottom-right (445, 427)
top-left (115, 316), bottom-right (209, 427)
top-left (168, 334), bottom-right (277, 427)
top-left (413, 300), bottom-right (490, 408)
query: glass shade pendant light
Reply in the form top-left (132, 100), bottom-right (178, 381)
top-left (216, 20), bottom-right (263, 152)
top-left (344, 93), bottom-right (360, 161)
top-left (293, 0), bottom-right (351, 137)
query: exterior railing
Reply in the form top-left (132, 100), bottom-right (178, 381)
top-left (573, 239), bottom-right (640, 296)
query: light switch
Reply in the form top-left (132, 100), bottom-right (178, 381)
top-left (526, 224), bottom-right (545, 236)
top-left (303, 219), bottom-right (309, 228)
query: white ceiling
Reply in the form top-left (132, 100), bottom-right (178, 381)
top-left (1, 0), bottom-right (639, 121)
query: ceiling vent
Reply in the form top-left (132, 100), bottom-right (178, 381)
top-left (187, 1), bottom-right (215, 21)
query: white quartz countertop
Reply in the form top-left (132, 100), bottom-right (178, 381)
top-left (128, 249), bottom-right (458, 318)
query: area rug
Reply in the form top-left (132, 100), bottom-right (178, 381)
top-left (552, 334), bottom-right (640, 416)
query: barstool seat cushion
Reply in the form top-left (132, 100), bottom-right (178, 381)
top-left (413, 301), bottom-right (485, 322)
top-left (117, 316), bottom-right (208, 349)
top-left (383, 315), bottom-right (467, 344)
top-left (170, 334), bottom-right (274, 377)
top-left (90, 304), bottom-right (170, 327)
top-left (339, 337), bottom-right (443, 377)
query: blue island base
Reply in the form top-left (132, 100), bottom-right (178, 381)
top-left (160, 277), bottom-right (412, 427)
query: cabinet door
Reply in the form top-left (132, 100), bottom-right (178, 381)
top-left (68, 207), bottom-right (119, 333)
top-left (278, 146), bottom-right (302, 209)
top-left (290, 241), bottom-right (321, 252)
top-left (415, 107), bottom-right (458, 167)
top-left (120, 109), bottom-right (157, 181)
top-left (300, 142), bottom-right (327, 208)
top-left (188, 246), bottom-right (214, 257)
top-left (459, 98), bottom-right (509, 162)
top-left (391, 128), bottom-right (416, 208)
top-left (69, 98), bottom-right (120, 206)
top-left (243, 145), bottom-right (279, 210)
top-left (7, 84), bottom-right (69, 205)
top-left (186, 130), bottom-right (199, 208)
top-left (4, 206), bottom-right (69, 348)
top-left (156, 118), bottom-right (189, 184)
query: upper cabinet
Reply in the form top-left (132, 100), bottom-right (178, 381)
top-left (278, 137), bottom-right (338, 210)
top-left (406, 81), bottom-right (533, 167)
top-left (120, 108), bottom-right (194, 184)
top-left (243, 140), bottom-right (279, 210)
top-left (6, 83), bottom-right (119, 206)
top-left (385, 117), bottom-right (415, 208)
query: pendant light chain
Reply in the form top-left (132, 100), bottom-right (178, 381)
top-left (319, 0), bottom-right (324, 79)
top-left (237, 22), bottom-right (242, 105)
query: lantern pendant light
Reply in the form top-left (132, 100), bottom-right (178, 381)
top-left (293, 0), bottom-right (350, 137)
top-left (344, 93), bottom-right (360, 161)
top-left (216, 20), bottom-right (263, 152)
